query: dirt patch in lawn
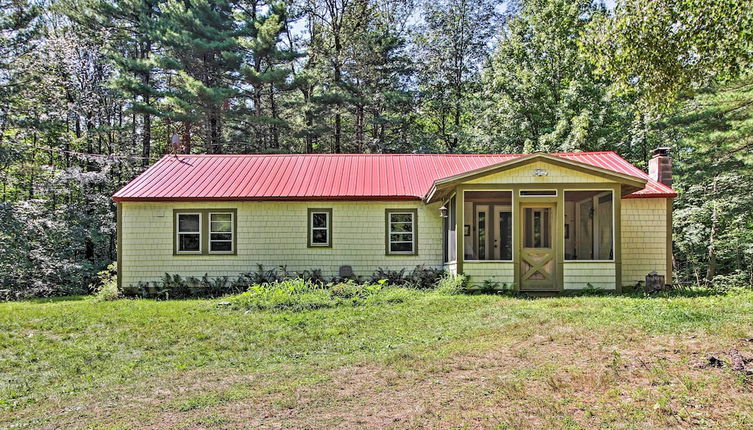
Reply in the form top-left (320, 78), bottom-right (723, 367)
top-left (151, 326), bottom-right (753, 429)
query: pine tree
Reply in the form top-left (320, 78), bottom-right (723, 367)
top-left (82, 0), bottom-right (164, 166)
top-left (669, 77), bottom-right (753, 284)
top-left (234, 1), bottom-right (300, 152)
top-left (156, 0), bottom-right (241, 153)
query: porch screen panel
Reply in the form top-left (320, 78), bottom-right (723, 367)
top-left (564, 191), bottom-right (614, 261)
top-left (447, 196), bottom-right (457, 262)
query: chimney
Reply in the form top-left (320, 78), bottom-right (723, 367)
top-left (648, 147), bottom-right (672, 187)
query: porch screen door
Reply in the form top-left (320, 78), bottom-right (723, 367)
top-left (520, 205), bottom-right (557, 291)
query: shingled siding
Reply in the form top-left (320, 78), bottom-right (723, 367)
top-left (621, 198), bottom-right (671, 286)
top-left (119, 200), bottom-right (445, 287)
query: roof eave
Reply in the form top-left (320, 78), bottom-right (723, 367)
top-left (424, 153), bottom-right (649, 203)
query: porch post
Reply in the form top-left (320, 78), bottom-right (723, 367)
top-left (614, 184), bottom-right (622, 293)
top-left (455, 185), bottom-right (464, 274)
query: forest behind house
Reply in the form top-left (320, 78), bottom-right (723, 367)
top-left (1, 0), bottom-right (752, 298)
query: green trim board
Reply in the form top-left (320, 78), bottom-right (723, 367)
top-left (116, 202), bottom-right (122, 290)
top-left (455, 188), bottom-right (464, 273)
top-left (385, 208), bottom-right (419, 256)
top-left (614, 186), bottom-right (622, 292)
top-left (666, 198), bottom-right (673, 285)
top-left (307, 208), bottom-right (333, 248)
top-left (172, 209), bottom-right (238, 256)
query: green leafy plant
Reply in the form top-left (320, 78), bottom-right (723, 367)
top-left (91, 263), bottom-right (120, 302)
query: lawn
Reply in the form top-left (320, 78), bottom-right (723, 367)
top-left (2, 289), bottom-right (753, 429)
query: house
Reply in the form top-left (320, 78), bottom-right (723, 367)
top-left (113, 149), bottom-right (676, 292)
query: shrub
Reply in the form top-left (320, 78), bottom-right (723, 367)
top-left (369, 267), bottom-right (407, 286)
top-left (435, 273), bottom-right (468, 295)
top-left (91, 263), bottom-right (120, 302)
top-left (123, 273), bottom-right (246, 299)
top-left (406, 265), bottom-right (445, 289)
top-left (369, 265), bottom-right (445, 289)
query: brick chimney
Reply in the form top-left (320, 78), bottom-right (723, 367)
top-left (648, 147), bottom-right (672, 187)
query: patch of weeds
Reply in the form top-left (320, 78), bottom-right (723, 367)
top-left (194, 413), bottom-right (230, 426)
top-left (230, 278), bottom-right (420, 312)
top-left (177, 394), bottom-right (223, 412)
top-left (434, 273), bottom-right (468, 295)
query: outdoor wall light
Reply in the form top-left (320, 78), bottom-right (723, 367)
top-left (439, 205), bottom-right (448, 218)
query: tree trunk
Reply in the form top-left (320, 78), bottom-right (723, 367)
top-left (142, 97), bottom-right (151, 167)
top-left (270, 83), bottom-right (279, 149)
top-left (356, 103), bottom-right (365, 152)
top-left (706, 178), bottom-right (719, 281)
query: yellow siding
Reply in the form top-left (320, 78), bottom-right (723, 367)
top-left (467, 161), bottom-right (615, 184)
top-left (621, 198), bottom-right (670, 286)
top-left (464, 262), bottom-right (515, 287)
top-left (563, 263), bottom-right (616, 289)
top-left (120, 200), bottom-right (444, 286)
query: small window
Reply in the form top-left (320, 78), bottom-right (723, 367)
top-left (209, 212), bottom-right (234, 253)
top-left (520, 190), bottom-right (557, 196)
top-left (387, 210), bottom-right (417, 255)
top-left (177, 213), bottom-right (201, 253)
top-left (308, 209), bottom-right (331, 247)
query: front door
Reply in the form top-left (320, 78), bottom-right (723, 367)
top-left (520, 204), bottom-right (557, 291)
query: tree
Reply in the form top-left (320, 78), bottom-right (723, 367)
top-left (668, 77), bottom-right (753, 284)
top-left (234, 1), bottom-right (301, 152)
top-left (82, 0), bottom-right (164, 166)
top-left (413, 0), bottom-right (501, 152)
top-left (156, 0), bottom-right (241, 153)
top-left (479, 0), bottom-right (636, 155)
top-left (584, 0), bottom-right (753, 111)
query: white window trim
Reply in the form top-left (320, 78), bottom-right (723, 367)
top-left (176, 212), bottom-right (202, 255)
top-left (388, 211), bottom-right (416, 255)
top-left (209, 212), bottom-right (234, 254)
top-left (309, 210), bottom-right (331, 247)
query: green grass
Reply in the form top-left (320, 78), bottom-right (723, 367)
top-left (2, 289), bottom-right (753, 429)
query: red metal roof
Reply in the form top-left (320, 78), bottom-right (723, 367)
top-left (113, 151), bottom-right (676, 202)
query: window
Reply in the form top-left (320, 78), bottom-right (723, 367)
top-left (209, 212), bottom-right (234, 253)
top-left (564, 190), bottom-right (614, 260)
top-left (176, 213), bottom-right (201, 253)
top-left (387, 209), bottom-right (417, 255)
top-left (308, 209), bottom-right (331, 247)
top-left (174, 209), bottom-right (236, 255)
top-left (520, 190), bottom-right (557, 196)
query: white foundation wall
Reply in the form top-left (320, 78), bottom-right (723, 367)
top-left (120, 200), bottom-right (444, 286)
top-left (621, 198), bottom-right (671, 287)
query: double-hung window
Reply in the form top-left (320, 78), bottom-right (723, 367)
top-left (308, 209), bottom-right (332, 247)
top-left (386, 209), bottom-right (417, 255)
top-left (174, 210), bottom-right (236, 255)
top-left (176, 213), bottom-right (202, 254)
top-left (209, 212), bottom-right (234, 253)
